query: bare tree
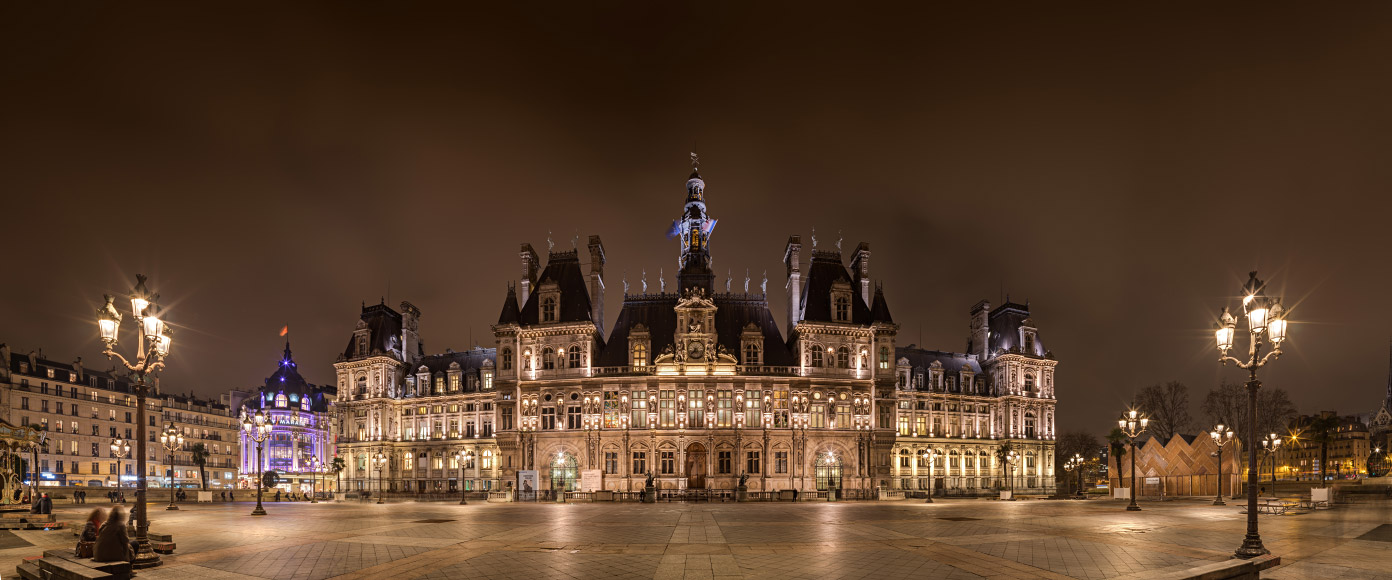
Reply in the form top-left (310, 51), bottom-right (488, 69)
top-left (1055, 430), bottom-right (1102, 494)
top-left (1132, 381), bottom-right (1192, 441)
top-left (1202, 381), bottom-right (1297, 444)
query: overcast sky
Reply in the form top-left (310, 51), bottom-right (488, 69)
top-left (3, 3), bottom-right (1391, 436)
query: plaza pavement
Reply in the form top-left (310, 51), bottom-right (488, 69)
top-left (3, 496), bottom-right (1389, 579)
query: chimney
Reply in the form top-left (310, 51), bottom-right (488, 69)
top-left (850, 242), bottom-right (871, 306)
top-left (0, 343), bottom-right (9, 381)
top-left (968, 300), bottom-right (991, 359)
top-left (784, 235), bottom-right (802, 333)
top-left (588, 235), bottom-right (606, 335)
top-left (519, 243), bottom-right (539, 304)
top-left (73, 357), bottom-right (84, 383)
top-left (27, 350), bottom-right (38, 375)
top-left (401, 301), bottom-right (423, 366)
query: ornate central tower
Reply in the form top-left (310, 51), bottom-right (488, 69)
top-left (676, 162), bottom-right (716, 294)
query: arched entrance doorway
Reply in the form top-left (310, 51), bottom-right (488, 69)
top-left (550, 452), bottom-right (578, 493)
top-left (685, 443), bottom-right (706, 489)
top-left (815, 452), bottom-right (843, 491)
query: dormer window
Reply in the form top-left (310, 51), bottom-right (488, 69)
top-left (631, 344), bottom-right (648, 368)
top-left (810, 347), bottom-right (824, 368)
top-left (301, 397), bottom-right (311, 411)
top-left (567, 347), bottom-right (582, 369)
top-left (1024, 333), bottom-right (1035, 354)
top-left (541, 296), bottom-right (558, 323)
top-left (275, 394), bottom-right (287, 408)
top-left (743, 343), bottom-right (761, 365)
top-left (834, 296), bottom-right (850, 322)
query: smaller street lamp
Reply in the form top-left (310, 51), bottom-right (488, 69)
top-left (1118, 409), bottom-right (1148, 511)
top-left (1210, 424), bottom-right (1234, 505)
top-left (456, 448), bottom-right (474, 505)
top-left (1005, 449), bottom-right (1020, 499)
top-left (372, 452), bottom-right (388, 504)
top-left (1259, 433), bottom-right (1282, 491)
top-left (241, 410), bottom-right (271, 516)
top-left (159, 425), bottom-right (184, 510)
top-left (921, 448), bottom-right (941, 503)
top-left (308, 456), bottom-right (321, 503)
top-left (1064, 453), bottom-right (1086, 498)
top-left (110, 438), bottom-right (130, 490)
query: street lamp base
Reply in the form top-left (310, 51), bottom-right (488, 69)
top-left (1235, 537), bottom-right (1269, 559)
top-left (131, 540), bottom-right (163, 569)
top-left (1213, 498), bottom-right (1227, 506)
top-left (165, 505), bottom-right (180, 510)
top-left (376, 499), bottom-right (384, 504)
top-left (459, 499), bottom-right (468, 505)
top-left (311, 499), bottom-right (319, 504)
top-left (250, 505), bottom-right (267, 516)
top-left (923, 497), bottom-right (934, 503)
top-left (1126, 505), bottom-right (1142, 511)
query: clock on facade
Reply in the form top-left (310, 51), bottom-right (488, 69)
top-left (686, 340), bottom-right (705, 360)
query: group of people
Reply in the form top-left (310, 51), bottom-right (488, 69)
top-left (271, 490), bottom-right (314, 502)
top-left (75, 507), bottom-right (135, 562)
top-left (105, 490), bottom-right (128, 503)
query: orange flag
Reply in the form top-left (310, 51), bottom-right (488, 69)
top-left (279, 325), bottom-right (289, 337)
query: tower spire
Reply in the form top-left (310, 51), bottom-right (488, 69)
top-left (677, 157), bottom-right (715, 293)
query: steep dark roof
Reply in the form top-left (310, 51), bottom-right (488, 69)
top-left (414, 347), bottom-right (496, 377)
top-left (249, 342), bottom-right (332, 413)
top-left (596, 293), bottom-right (793, 367)
top-left (5, 352), bottom-right (135, 394)
top-left (798, 250), bottom-right (872, 324)
top-left (896, 346), bottom-right (984, 375)
top-left (987, 301), bottom-right (1047, 357)
top-left (342, 301), bottom-right (404, 360)
top-left (516, 251), bottom-right (595, 326)
top-left (497, 284), bottom-right (520, 325)
top-left (870, 285), bottom-right (893, 323)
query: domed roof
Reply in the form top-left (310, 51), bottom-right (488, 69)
top-left (263, 342), bottom-right (313, 397)
top-left (688, 168), bottom-right (702, 181)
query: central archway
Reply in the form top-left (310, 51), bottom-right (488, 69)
top-left (686, 442), bottom-right (707, 489)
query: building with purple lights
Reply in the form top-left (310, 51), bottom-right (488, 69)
top-left (237, 343), bottom-right (336, 493)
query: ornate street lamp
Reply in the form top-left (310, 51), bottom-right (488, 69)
top-left (110, 438), bottom-right (130, 490)
top-left (159, 425), bottom-right (184, 510)
top-left (1215, 271), bottom-right (1288, 558)
top-left (94, 275), bottom-right (170, 569)
top-left (1118, 409), bottom-right (1148, 511)
top-left (1064, 453), bottom-right (1086, 498)
top-left (456, 448), bottom-right (474, 505)
top-left (308, 456), bottom-right (321, 503)
top-left (1259, 433), bottom-right (1282, 490)
top-left (554, 452), bottom-right (567, 503)
top-left (1005, 449), bottom-right (1020, 499)
top-left (241, 410), bottom-right (271, 516)
top-left (1210, 424), bottom-right (1234, 505)
top-left (372, 452), bottom-right (388, 504)
top-left (921, 448), bottom-right (941, 503)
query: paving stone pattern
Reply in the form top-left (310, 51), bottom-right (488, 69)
top-left (2, 496), bottom-right (1390, 579)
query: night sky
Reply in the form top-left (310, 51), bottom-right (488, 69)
top-left (4, 3), bottom-right (1392, 437)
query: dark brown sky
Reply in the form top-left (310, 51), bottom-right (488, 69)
top-left (4, 3), bottom-right (1392, 436)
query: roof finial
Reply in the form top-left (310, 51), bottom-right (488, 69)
top-left (641, 270), bottom-right (648, 293)
top-left (761, 270), bottom-right (767, 294)
top-left (660, 268), bottom-right (666, 293)
top-left (572, 229), bottom-right (579, 249)
top-left (836, 229), bottom-right (843, 252)
top-left (690, 147), bottom-right (699, 170)
top-left (744, 268), bottom-right (750, 293)
top-left (726, 269), bottom-right (732, 293)
top-left (623, 269), bottom-right (630, 295)
top-left (547, 230), bottom-right (554, 252)
top-left (811, 227), bottom-right (818, 248)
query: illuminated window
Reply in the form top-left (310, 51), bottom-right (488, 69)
top-left (541, 296), bottom-right (557, 323)
top-left (404, 453), bottom-right (413, 470)
top-left (631, 344), bottom-right (647, 368)
top-left (449, 375), bottom-right (460, 392)
top-left (878, 347), bottom-right (889, 369)
top-left (301, 397), bottom-right (311, 411)
top-left (275, 394), bottom-right (287, 408)
top-left (482, 450), bottom-right (493, 469)
top-left (743, 343), bottom-right (760, 365)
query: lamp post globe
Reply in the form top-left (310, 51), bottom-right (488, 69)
top-left (93, 275), bottom-right (172, 568)
top-left (242, 409), bottom-right (271, 516)
top-left (456, 449), bottom-right (474, 505)
top-left (160, 425), bottom-right (184, 510)
top-left (373, 452), bottom-right (387, 504)
top-left (1216, 271), bottom-right (1289, 559)
top-left (1118, 410), bottom-right (1148, 511)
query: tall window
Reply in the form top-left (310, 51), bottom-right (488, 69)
top-left (717, 451), bottom-right (732, 474)
top-left (743, 343), bottom-right (760, 365)
top-left (660, 451), bottom-right (675, 474)
top-left (716, 391), bottom-right (732, 427)
top-left (1025, 413), bottom-right (1036, 438)
top-left (631, 344), bottom-right (647, 368)
top-left (745, 451), bottom-right (760, 474)
top-left (567, 348), bottom-right (582, 369)
top-left (603, 391), bottom-right (621, 428)
top-left (744, 390), bottom-right (761, 427)
top-left (836, 347), bottom-right (850, 368)
top-left (631, 391), bottom-right (648, 427)
top-left (1024, 334), bottom-right (1035, 354)
top-left (632, 451), bottom-right (647, 475)
top-left (604, 452), bottom-right (618, 474)
top-left (834, 296), bottom-right (850, 321)
top-left (879, 347), bottom-right (890, 369)
top-left (541, 407), bottom-right (556, 430)
top-left (835, 403), bottom-right (850, 429)
top-left (433, 374), bottom-right (444, 393)
top-left (687, 390), bottom-right (704, 428)
top-left (773, 390), bottom-right (789, 427)
top-left (501, 348), bottom-right (512, 370)
top-left (449, 374), bottom-right (460, 392)
top-left (275, 394), bottom-right (287, 408)
top-left (660, 390), bottom-right (675, 427)
top-left (541, 296), bottom-right (557, 322)
top-left (542, 348), bottom-right (555, 370)
top-left (775, 451), bottom-right (788, 473)
top-left (1024, 374), bottom-right (1036, 394)
top-left (810, 347), bottom-right (823, 368)
top-left (566, 405), bottom-right (581, 429)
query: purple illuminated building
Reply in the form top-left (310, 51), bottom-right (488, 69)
top-left (237, 343), bottom-right (337, 492)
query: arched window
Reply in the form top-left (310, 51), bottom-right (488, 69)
top-left (878, 347), bottom-right (889, 369)
top-left (1024, 374), bottom-right (1036, 395)
top-left (632, 344), bottom-right (648, 368)
top-left (355, 376), bottom-right (367, 397)
top-left (899, 449), bottom-right (910, 468)
top-left (834, 296), bottom-right (850, 322)
top-left (542, 347), bottom-right (555, 370)
top-left (743, 343), bottom-right (761, 365)
top-left (567, 346), bottom-right (582, 369)
top-left (275, 394), bottom-right (287, 408)
top-left (501, 348), bottom-right (513, 370)
top-left (1025, 413), bottom-right (1037, 438)
top-left (482, 449), bottom-right (494, 469)
top-left (301, 397), bottom-right (311, 411)
top-left (810, 347), bottom-right (824, 368)
top-left (541, 296), bottom-right (558, 323)
top-left (836, 347), bottom-right (850, 369)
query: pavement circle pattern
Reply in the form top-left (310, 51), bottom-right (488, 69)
top-left (3, 498), bottom-right (1390, 579)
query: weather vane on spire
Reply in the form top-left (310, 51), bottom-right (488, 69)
top-left (690, 150), bottom-right (699, 170)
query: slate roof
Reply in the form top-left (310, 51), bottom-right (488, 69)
top-left (896, 346), bottom-right (984, 374)
top-left (870, 285), bottom-right (893, 323)
top-left (987, 301), bottom-right (1047, 357)
top-left (516, 251), bottom-right (595, 326)
top-left (798, 250), bottom-right (873, 324)
top-left (250, 342), bottom-right (332, 412)
top-left (342, 301), bottom-right (406, 360)
top-left (596, 293), bottom-right (793, 367)
top-left (414, 347), bottom-right (496, 380)
top-left (497, 283), bottom-right (520, 325)
top-left (4, 352), bottom-right (135, 394)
